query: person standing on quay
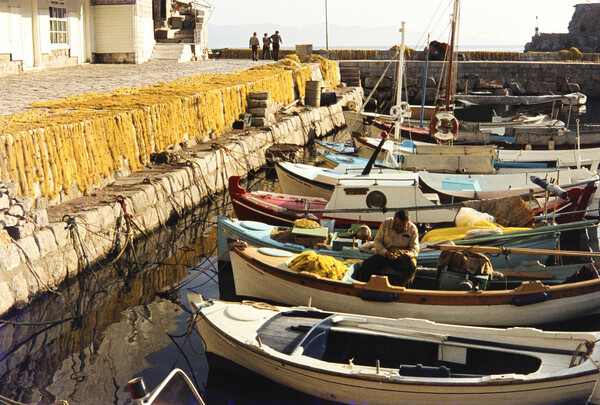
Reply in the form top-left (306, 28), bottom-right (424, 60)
top-left (262, 33), bottom-right (271, 60)
top-left (249, 32), bottom-right (260, 61)
top-left (270, 30), bottom-right (282, 61)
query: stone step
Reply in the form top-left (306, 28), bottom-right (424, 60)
top-left (150, 43), bottom-right (193, 63)
top-left (340, 67), bottom-right (361, 87)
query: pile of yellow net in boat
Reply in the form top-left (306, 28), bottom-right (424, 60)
top-left (292, 218), bottom-right (322, 229)
top-left (421, 207), bottom-right (532, 243)
top-left (288, 251), bottom-right (349, 280)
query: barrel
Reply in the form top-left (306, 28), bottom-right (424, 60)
top-left (305, 81), bottom-right (322, 107)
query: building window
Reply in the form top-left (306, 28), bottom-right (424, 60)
top-left (49, 2), bottom-right (68, 44)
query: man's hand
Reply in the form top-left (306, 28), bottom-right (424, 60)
top-left (385, 251), bottom-right (397, 260)
top-left (396, 250), bottom-right (409, 257)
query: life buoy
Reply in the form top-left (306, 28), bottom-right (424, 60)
top-left (430, 112), bottom-right (459, 142)
top-left (390, 102), bottom-right (412, 119)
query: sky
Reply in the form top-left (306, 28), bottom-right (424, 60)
top-left (205, 0), bottom-right (589, 50)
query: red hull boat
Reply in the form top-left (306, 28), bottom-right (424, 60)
top-left (229, 176), bottom-right (596, 228)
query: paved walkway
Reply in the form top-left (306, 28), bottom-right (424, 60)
top-left (0, 59), bottom-right (270, 116)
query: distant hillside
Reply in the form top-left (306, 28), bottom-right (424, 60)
top-left (207, 23), bottom-right (424, 50)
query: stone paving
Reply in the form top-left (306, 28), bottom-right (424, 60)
top-left (0, 59), bottom-right (270, 116)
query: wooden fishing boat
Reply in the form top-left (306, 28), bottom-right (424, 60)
top-left (218, 215), bottom-right (598, 279)
top-left (351, 133), bottom-right (600, 170)
top-left (274, 161), bottom-right (599, 213)
top-left (229, 175), bottom-right (597, 228)
top-left (317, 149), bottom-right (572, 173)
top-left (189, 295), bottom-right (600, 405)
top-left (314, 139), bottom-right (356, 155)
top-left (227, 244), bottom-right (600, 326)
top-left (229, 176), bottom-right (327, 227)
top-left (417, 169), bottom-right (599, 205)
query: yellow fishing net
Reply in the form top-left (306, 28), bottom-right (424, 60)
top-left (0, 62), bottom-right (315, 200)
top-left (421, 220), bottom-right (531, 243)
top-left (288, 251), bottom-right (348, 280)
top-left (293, 218), bottom-right (322, 229)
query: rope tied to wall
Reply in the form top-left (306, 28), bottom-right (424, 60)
top-left (63, 215), bottom-right (107, 293)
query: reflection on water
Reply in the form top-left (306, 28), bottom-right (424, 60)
top-left (0, 184), bottom-right (231, 405)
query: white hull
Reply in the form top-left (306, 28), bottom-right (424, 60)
top-left (498, 148), bottom-right (600, 169)
top-left (191, 297), bottom-right (600, 405)
top-left (275, 162), bottom-right (457, 224)
top-left (230, 249), bottom-right (600, 326)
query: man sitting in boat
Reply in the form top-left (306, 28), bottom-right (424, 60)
top-left (356, 210), bottom-right (419, 286)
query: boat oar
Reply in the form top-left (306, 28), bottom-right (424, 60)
top-left (432, 244), bottom-right (600, 258)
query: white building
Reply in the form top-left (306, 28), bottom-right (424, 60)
top-left (0, 0), bottom-right (211, 76)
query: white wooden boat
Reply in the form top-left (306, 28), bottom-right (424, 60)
top-left (418, 168), bottom-right (599, 204)
top-left (218, 215), bottom-right (597, 281)
top-left (275, 161), bottom-right (599, 206)
top-left (230, 174), bottom-right (596, 228)
top-left (189, 296), bottom-right (600, 404)
top-left (227, 244), bottom-right (600, 326)
top-left (497, 147), bottom-right (600, 170)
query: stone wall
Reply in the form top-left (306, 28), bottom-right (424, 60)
top-left (525, 4), bottom-right (600, 53)
top-left (0, 87), bottom-right (363, 317)
top-left (340, 60), bottom-right (600, 108)
top-left (0, 54), bottom-right (23, 76)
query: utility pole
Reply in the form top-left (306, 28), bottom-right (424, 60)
top-left (325, 0), bottom-right (329, 51)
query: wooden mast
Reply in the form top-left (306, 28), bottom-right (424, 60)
top-left (444, 0), bottom-right (459, 111)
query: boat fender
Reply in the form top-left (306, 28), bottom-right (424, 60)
top-left (128, 377), bottom-right (149, 401)
top-left (529, 176), bottom-right (569, 200)
top-left (430, 112), bottom-right (459, 142)
top-left (510, 292), bottom-right (550, 306)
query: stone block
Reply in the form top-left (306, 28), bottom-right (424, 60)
top-left (17, 236), bottom-right (40, 262)
top-left (48, 222), bottom-right (71, 248)
top-left (248, 91), bottom-right (269, 100)
top-left (34, 229), bottom-right (58, 256)
top-left (509, 81), bottom-right (526, 94)
top-left (14, 196), bottom-right (33, 212)
top-left (0, 194), bottom-right (8, 210)
top-left (0, 229), bottom-right (11, 249)
top-left (0, 282), bottom-right (15, 316)
top-left (64, 249), bottom-right (79, 278)
top-left (6, 221), bottom-right (35, 240)
top-left (0, 244), bottom-right (20, 271)
top-left (31, 209), bottom-right (49, 228)
top-left (7, 204), bottom-right (24, 218)
top-left (526, 80), bottom-right (557, 94)
top-left (0, 213), bottom-right (18, 227)
top-left (9, 273), bottom-right (29, 304)
top-left (129, 190), bottom-right (150, 214)
top-left (4, 183), bottom-right (18, 197)
top-left (248, 99), bottom-right (268, 108)
top-left (248, 107), bottom-right (267, 117)
top-left (41, 253), bottom-right (64, 285)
